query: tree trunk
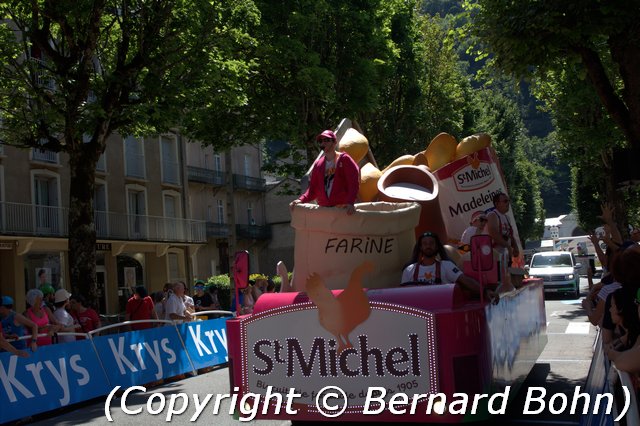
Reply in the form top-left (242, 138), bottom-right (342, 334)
top-left (68, 143), bottom-right (99, 309)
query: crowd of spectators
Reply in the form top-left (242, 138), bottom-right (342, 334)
top-left (579, 204), bottom-right (640, 389)
top-left (0, 278), bottom-right (233, 353)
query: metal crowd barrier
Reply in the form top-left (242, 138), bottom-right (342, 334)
top-left (1, 313), bottom-right (233, 424)
top-left (580, 330), bottom-right (639, 426)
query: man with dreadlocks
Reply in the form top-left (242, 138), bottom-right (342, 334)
top-left (401, 232), bottom-right (498, 303)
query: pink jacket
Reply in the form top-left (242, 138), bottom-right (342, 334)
top-left (298, 152), bottom-right (359, 207)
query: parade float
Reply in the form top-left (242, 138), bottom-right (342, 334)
top-left (226, 120), bottom-right (547, 422)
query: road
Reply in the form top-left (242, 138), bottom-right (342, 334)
top-left (30, 279), bottom-right (595, 425)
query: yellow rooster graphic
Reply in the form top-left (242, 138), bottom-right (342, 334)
top-left (305, 261), bottom-right (374, 353)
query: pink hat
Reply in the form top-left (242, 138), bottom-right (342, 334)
top-left (470, 211), bottom-right (487, 224)
top-left (316, 130), bottom-right (336, 141)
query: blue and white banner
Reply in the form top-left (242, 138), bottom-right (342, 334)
top-left (177, 318), bottom-right (229, 370)
top-left (0, 339), bottom-right (111, 424)
top-left (92, 325), bottom-right (194, 388)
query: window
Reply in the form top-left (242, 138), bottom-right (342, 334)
top-left (163, 191), bottom-right (182, 240)
top-left (161, 135), bottom-right (180, 185)
top-left (96, 153), bottom-right (107, 172)
top-left (247, 202), bottom-right (254, 225)
top-left (94, 181), bottom-right (108, 237)
top-left (244, 154), bottom-right (251, 176)
top-left (207, 205), bottom-right (213, 222)
top-left (124, 136), bottom-right (145, 179)
top-left (214, 154), bottom-right (222, 171)
top-left (126, 186), bottom-right (147, 239)
top-left (167, 250), bottom-right (185, 282)
top-left (217, 199), bottom-right (224, 224)
top-left (168, 253), bottom-right (180, 280)
top-left (32, 171), bottom-right (60, 234)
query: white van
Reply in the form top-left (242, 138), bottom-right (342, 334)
top-left (526, 251), bottom-right (582, 298)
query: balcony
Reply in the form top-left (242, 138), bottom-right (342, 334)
top-left (233, 174), bottom-right (266, 192)
top-left (30, 57), bottom-right (56, 91)
top-left (187, 166), bottom-right (225, 186)
top-left (206, 222), bottom-right (231, 238)
top-left (236, 224), bottom-right (271, 240)
top-left (0, 202), bottom-right (206, 243)
top-left (31, 148), bottom-right (59, 164)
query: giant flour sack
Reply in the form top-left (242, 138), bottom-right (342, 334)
top-left (290, 202), bottom-right (421, 291)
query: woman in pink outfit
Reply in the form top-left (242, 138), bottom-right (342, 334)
top-left (24, 288), bottom-right (59, 346)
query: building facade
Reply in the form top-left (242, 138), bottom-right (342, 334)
top-left (0, 134), bottom-right (272, 314)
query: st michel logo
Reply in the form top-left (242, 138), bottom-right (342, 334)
top-left (454, 153), bottom-right (494, 192)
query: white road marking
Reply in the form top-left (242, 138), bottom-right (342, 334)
top-left (565, 322), bottom-right (591, 334)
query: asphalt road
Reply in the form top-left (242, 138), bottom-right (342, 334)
top-left (29, 278), bottom-right (596, 426)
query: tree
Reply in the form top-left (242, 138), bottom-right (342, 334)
top-left (359, 9), bottom-right (473, 167)
top-left (249, 0), bottom-right (406, 171)
top-left (464, 0), bottom-right (640, 153)
top-left (0, 0), bottom-right (259, 305)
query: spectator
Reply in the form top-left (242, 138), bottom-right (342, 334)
top-left (0, 323), bottom-right (29, 357)
top-left (52, 289), bottom-right (80, 343)
top-left (460, 211), bottom-right (488, 246)
top-left (266, 278), bottom-right (276, 293)
top-left (40, 284), bottom-right (56, 310)
top-left (597, 203), bottom-right (624, 249)
top-left (596, 243), bottom-right (640, 346)
top-left (164, 282), bottom-right (192, 322)
top-left (630, 227), bottom-right (640, 243)
top-left (0, 296), bottom-right (38, 353)
top-left (193, 282), bottom-right (215, 318)
top-left (152, 291), bottom-right (166, 324)
top-left (401, 231), bottom-right (498, 302)
top-left (289, 129), bottom-right (360, 215)
top-left (125, 286), bottom-right (156, 330)
top-left (69, 295), bottom-right (101, 337)
top-left (605, 287), bottom-right (640, 373)
top-left (208, 286), bottom-right (222, 309)
top-left (582, 270), bottom-right (621, 327)
top-left (182, 281), bottom-right (195, 316)
top-left (241, 285), bottom-right (255, 315)
top-left (485, 192), bottom-right (518, 288)
top-left (607, 288), bottom-right (639, 351)
top-left (24, 289), bottom-right (58, 346)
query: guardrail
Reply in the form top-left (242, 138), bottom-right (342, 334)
top-left (580, 330), bottom-right (639, 426)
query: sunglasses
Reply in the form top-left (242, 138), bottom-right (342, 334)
top-left (475, 217), bottom-right (487, 222)
top-left (318, 137), bottom-right (334, 145)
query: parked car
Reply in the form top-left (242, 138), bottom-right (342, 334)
top-left (526, 251), bottom-right (581, 298)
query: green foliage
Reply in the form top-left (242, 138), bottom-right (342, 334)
top-left (463, 0), bottom-right (640, 222)
top-left (359, 9), bottom-right (473, 167)
top-left (249, 273), bottom-right (267, 281)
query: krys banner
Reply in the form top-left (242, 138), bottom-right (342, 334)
top-left (176, 318), bottom-right (229, 370)
top-left (91, 325), bottom-right (194, 388)
top-left (0, 339), bottom-right (110, 424)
